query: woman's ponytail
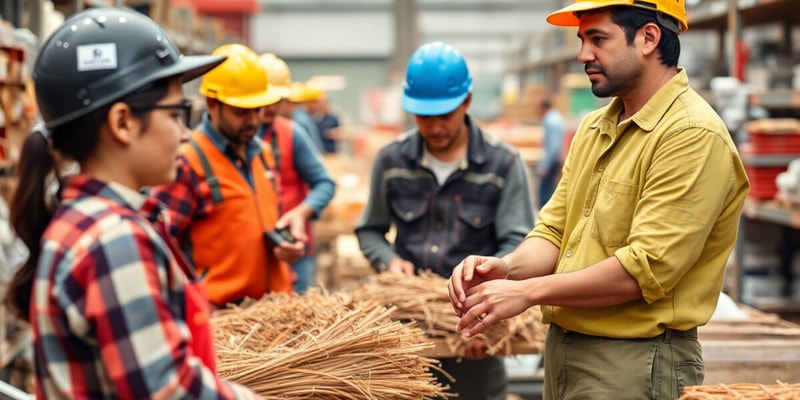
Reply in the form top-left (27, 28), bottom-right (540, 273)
top-left (3, 130), bottom-right (57, 321)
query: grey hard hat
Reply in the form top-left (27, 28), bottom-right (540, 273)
top-left (33, 7), bottom-right (225, 129)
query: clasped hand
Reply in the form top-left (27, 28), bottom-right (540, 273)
top-left (447, 255), bottom-right (531, 339)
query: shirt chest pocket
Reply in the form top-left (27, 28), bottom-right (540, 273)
top-left (591, 178), bottom-right (639, 248)
top-left (453, 201), bottom-right (496, 252)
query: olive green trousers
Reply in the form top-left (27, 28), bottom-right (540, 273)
top-left (543, 324), bottom-right (704, 400)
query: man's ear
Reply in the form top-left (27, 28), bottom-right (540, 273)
top-left (106, 102), bottom-right (136, 145)
top-left (640, 22), bottom-right (662, 56)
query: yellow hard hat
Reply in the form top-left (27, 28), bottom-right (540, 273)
top-left (199, 44), bottom-right (281, 108)
top-left (302, 80), bottom-right (326, 102)
top-left (288, 81), bottom-right (306, 103)
top-left (258, 53), bottom-right (292, 99)
top-left (547, 0), bottom-right (687, 33)
top-left (288, 81), bottom-right (325, 103)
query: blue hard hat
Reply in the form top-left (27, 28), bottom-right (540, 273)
top-left (402, 41), bottom-right (472, 116)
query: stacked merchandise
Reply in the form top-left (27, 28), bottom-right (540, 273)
top-left (740, 118), bottom-right (800, 200)
top-left (776, 159), bottom-right (800, 208)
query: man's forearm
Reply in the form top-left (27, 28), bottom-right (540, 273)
top-left (503, 236), bottom-right (560, 280)
top-left (355, 227), bottom-right (398, 271)
top-left (526, 255), bottom-right (643, 308)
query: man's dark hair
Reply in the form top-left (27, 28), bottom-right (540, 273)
top-left (576, 6), bottom-right (681, 67)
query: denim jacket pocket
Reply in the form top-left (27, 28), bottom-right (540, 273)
top-left (453, 201), bottom-right (496, 252)
top-left (390, 197), bottom-right (429, 243)
top-left (591, 178), bottom-right (639, 248)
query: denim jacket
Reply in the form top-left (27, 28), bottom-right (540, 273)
top-left (356, 115), bottom-right (535, 277)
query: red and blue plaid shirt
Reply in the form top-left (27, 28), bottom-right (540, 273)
top-left (151, 155), bottom-right (214, 238)
top-left (32, 174), bottom-right (256, 399)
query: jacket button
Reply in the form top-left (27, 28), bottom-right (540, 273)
top-left (583, 209), bottom-right (590, 217)
top-left (431, 245), bottom-right (439, 254)
top-left (473, 217), bottom-right (481, 225)
top-left (565, 251), bottom-right (573, 258)
top-left (405, 211), bottom-right (413, 219)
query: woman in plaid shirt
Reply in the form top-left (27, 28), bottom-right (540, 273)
top-left (2, 8), bottom-right (260, 399)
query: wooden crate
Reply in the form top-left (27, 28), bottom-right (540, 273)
top-left (700, 306), bottom-right (800, 384)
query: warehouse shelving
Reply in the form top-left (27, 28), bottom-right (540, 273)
top-left (742, 198), bottom-right (800, 232)
top-left (750, 90), bottom-right (800, 109)
top-left (689, 0), bottom-right (800, 31)
top-left (737, 196), bottom-right (800, 320)
top-left (6, 0), bottom-right (235, 56)
top-left (689, 0), bottom-right (800, 119)
top-left (698, 0), bottom-right (800, 314)
top-left (504, 25), bottom-right (583, 93)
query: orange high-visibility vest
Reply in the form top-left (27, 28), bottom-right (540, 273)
top-left (181, 131), bottom-right (292, 305)
top-left (271, 116), bottom-right (309, 213)
top-left (264, 116), bottom-right (315, 251)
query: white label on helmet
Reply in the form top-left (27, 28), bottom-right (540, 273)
top-left (76, 43), bottom-right (118, 71)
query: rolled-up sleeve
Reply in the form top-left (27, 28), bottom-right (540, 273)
top-left (615, 128), bottom-right (740, 303)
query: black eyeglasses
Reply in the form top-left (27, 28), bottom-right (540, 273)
top-left (130, 100), bottom-right (193, 127)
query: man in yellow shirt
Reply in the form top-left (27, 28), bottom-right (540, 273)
top-left (448, 1), bottom-right (750, 398)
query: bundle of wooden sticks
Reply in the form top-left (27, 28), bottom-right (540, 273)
top-left (679, 381), bottom-right (800, 399)
top-left (349, 271), bottom-right (548, 357)
top-left (211, 289), bottom-right (452, 399)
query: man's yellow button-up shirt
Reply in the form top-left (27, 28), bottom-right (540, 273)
top-left (532, 69), bottom-right (750, 338)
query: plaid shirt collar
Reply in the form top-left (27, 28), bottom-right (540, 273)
top-left (61, 174), bottom-right (166, 225)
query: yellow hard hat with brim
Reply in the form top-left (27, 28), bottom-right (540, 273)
top-left (258, 53), bottom-right (292, 99)
top-left (200, 44), bottom-right (281, 109)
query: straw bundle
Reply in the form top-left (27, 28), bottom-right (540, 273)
top-left (679, 381), bottom-right (800, 399)
top-left (211, 289), bottom-right (452, 399)
top-left (350, 271), bottom-right (547, 357)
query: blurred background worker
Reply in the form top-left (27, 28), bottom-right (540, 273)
top-left (535, 98), bottom-right (565, 208)
top-left (285, 81), bottom-right (325, 152)
top-left (258, 53), bottom-right (336, 294)
top-left (355, 41), bottom-right (534, 400)
top-left (151, 44), bottom-right (304, 308)
top-left (314, 97), bottom-right (341, 154)
top-left (2, 7), bottom-right (258, 398)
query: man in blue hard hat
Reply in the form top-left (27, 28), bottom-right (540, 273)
top-left (356, 41), bottom-right (534, 400)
